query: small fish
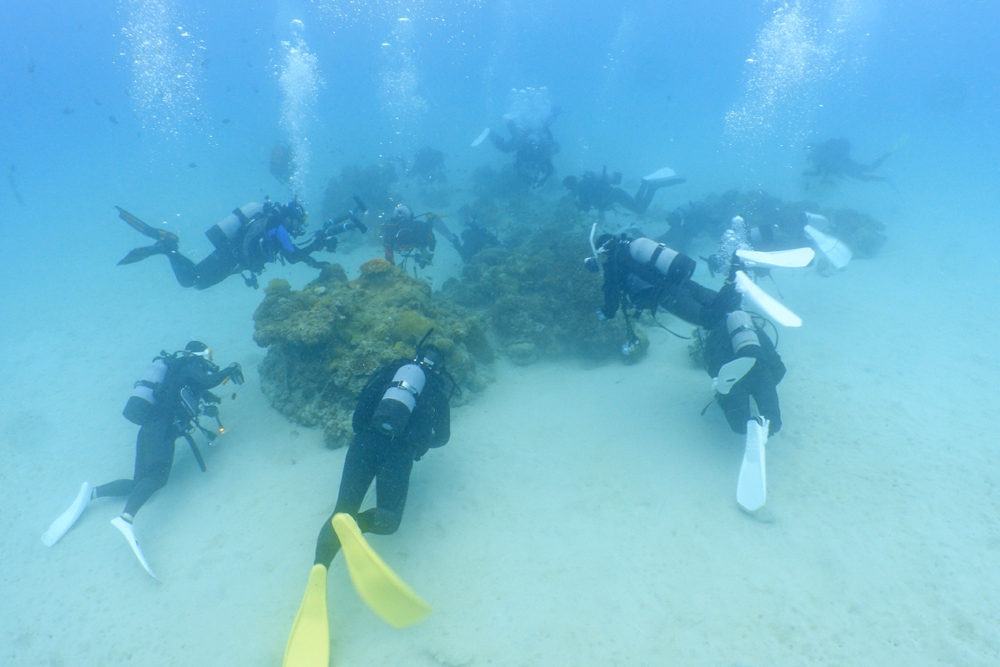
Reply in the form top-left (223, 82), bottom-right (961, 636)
top-left (109, 115), bottom-right (118, 124)
top-left (201, 59), bottom-right (210, 69)
top-left (28, 60), bottom-right (35, 74)
top-left (225, 86), bottom-right (231, 92)
top-left (251, 84), bottom-right (259, 93)
top-left (63, 107), bottom-right (74, 114)
top-left (221, 118), bottom-right (230, 124)
top-left (94, 98), bottom-right (102, 106)
top-left (188, 162), bottom-right (197, 168)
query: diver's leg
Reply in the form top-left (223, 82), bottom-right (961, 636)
top-left (164, 250), bottom-right (200, 288)
top-left (749, 372), bottom-right (782, 435)
top-left (314, 435), bottom-right (379, 567)
top-left (356, 445), bottom-right (414, 536)
top-left (93, 479), bottom-right (136, 499)
top-left (717, 384), bottom-right (751, 434)
top-left (611, 187), bottom-right (642, 214)
top-left (187, 250), bottom-right (240, 290)
top-left (632, 181), bottom-right (660, 214)
top-left (120, 418), bottom-right (176, 520)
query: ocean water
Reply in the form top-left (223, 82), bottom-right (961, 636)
top-left (2, 0), bottom-right (999, 665)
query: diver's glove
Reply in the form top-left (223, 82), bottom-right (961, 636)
top-left (226, 362), bottom-right (245, 385)
top-left (203, 390), bottom-right (222, 404)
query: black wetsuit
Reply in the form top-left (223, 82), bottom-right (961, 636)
top-left (702, 318), bottom-right (785, 434)
top-left (94, 356), bottom-right (234, 519)
top-left (804, 138), bottom-right (892, 182)
top-left (568, 169), bottom-right (660, 215)
top-left (314, 359), bottom-right (451, 568)
top-left (382, 218), bottom-right (436, 266)
top-left (489, 121), bottom-right (559, 188)
top-left (166, 212), bottom-right (328, 290)
top-left (599, 238), bottom-right (734, 327)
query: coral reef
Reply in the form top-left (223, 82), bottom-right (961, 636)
top-left (825, 207), bottom-right (887, 258)
top-left (660, 189), bottom-right (887, 258)
top-left (439, 198), bottom-right (648, 364)
top-left (253, 263), bottom-right (494, 447)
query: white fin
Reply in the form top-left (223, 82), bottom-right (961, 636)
top-left (642, 166), bottom-right (685, 186)
top-left (42, 482), bottom-right (91, 547)
top-left (470, 128), bottom-right (490, 147)
top-left (803, 224), bottom-right (852, 270)
top-left (712, 357), bottom-right (757, 395)
top-left (737, 418), bottom-right (768, 511)
top-left (111, 517), bottom-right (158, 579)
top-left (734, 271), bottom-right (802, 327)
top-left (736, 247), bottom-right (815, 269)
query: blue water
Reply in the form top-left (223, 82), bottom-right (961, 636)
top-left (2, 1), bottom-right (999, 665)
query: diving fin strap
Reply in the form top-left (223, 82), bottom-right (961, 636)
top-left (331, 513), bottom-right (432, 628)
top-left (116, 206), bottom-right (179, 243)
top-left (281, 564), bottom-right (330, 667)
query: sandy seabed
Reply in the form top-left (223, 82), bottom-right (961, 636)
top-left (2, 194), bottom-right (999, 667)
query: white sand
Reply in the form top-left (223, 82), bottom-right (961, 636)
top-left (2, 191), bottom-right (1000, 667)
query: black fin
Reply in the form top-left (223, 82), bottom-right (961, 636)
top-left (116, 206), bottom-right (179, 243)
top-left (117, 244), bottom-right (164, 265)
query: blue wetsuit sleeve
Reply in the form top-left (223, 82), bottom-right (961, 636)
top-left (274, 225), bottom-right (296, 252)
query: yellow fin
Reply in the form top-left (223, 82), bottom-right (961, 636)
top-left (282, 564), bottom-right (330, 667)
top-left (331, 513), bottom-right (432, 629)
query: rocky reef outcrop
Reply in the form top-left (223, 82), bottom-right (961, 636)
top-left (253, 261), bottom-right (494, 447)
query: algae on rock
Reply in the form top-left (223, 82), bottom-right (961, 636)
top-left (253, 263), bottom-right (494, 448)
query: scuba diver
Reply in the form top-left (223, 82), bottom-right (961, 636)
top-left (42, 341), bottom-right (244, 578)
top-left (698, 311), bottom-right (785, 437)
top-left (803, 138), bottom-right (894, 183)
top-left (564, 166), bottom-right (685, 217)
top-left (586, 232), bottom-right (743, 354)
top-left (588, 233), bottom-right (787, 510)
top-left (116, 197), bottom-right (366, 289)
top-left (479, 107), bottom-right (561, 189)
top-left (431, 205), bottom-right (502, 264)
top-left (313, 336), bottom-right (457, 570)
top-left (380, 204), bottom-right (438, 269)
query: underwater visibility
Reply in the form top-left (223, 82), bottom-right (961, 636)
top-left (3, 0), bottom-right (1000, 665)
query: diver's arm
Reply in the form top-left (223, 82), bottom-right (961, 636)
top-left (600, 270), bottom-right (622, 319)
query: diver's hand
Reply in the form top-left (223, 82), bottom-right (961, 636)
top-left (204, 391), bottom-right (222, 404)
top-left (226, 362), bottom-right (245, 385)
top-left (596, 309), bottom-right (608, 322)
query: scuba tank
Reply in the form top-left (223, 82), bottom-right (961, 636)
top-left (726, 310), bottom-right (761, 355)
top-left (123, 357), bottom-right (169, 425)
top-left (371, 363), bottom-right (427, 436)
top-left (628, 237), bottom-right (696, 284)
top-left (205, 202), bottom-right (264, 249)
